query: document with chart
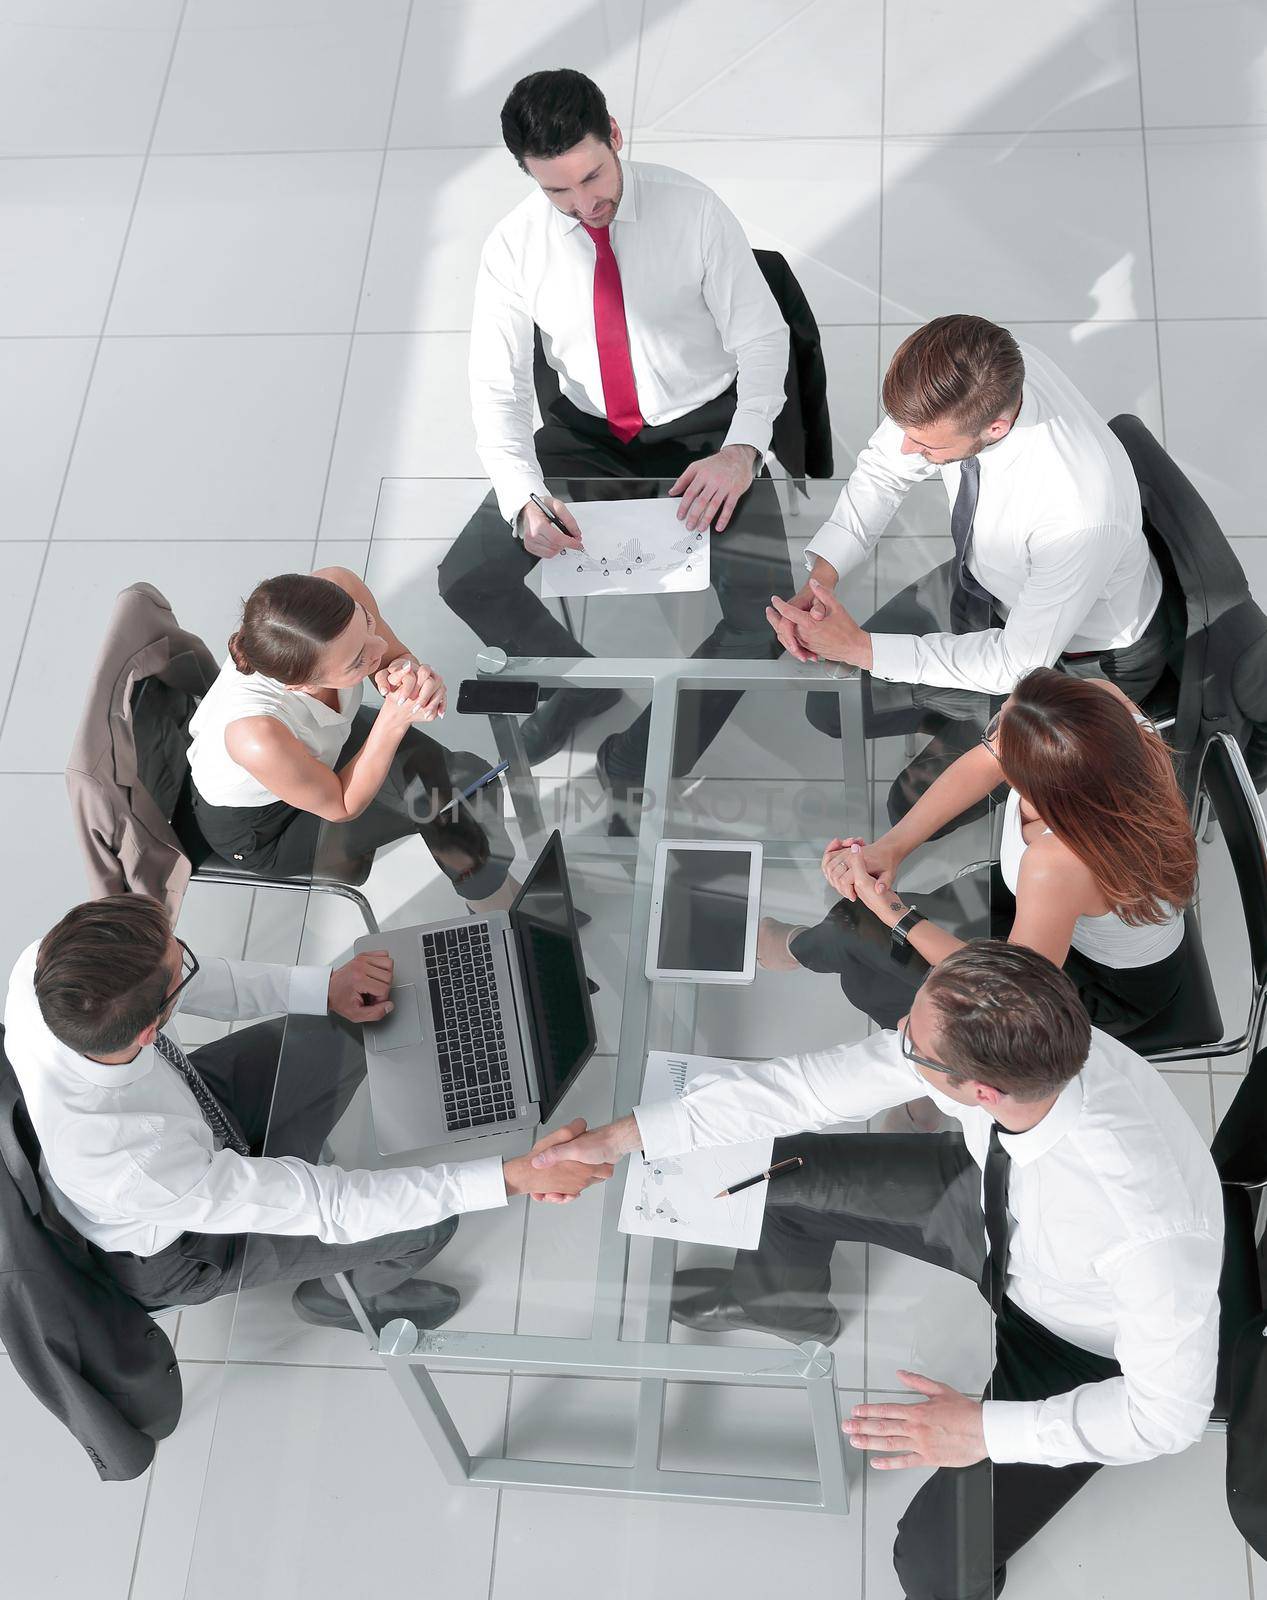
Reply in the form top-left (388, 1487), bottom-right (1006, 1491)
top-left (539, 497), bottom-right (711, 598)
top-left (618, 1051), bottom-right (773, 1248)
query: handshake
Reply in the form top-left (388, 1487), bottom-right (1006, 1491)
top-left (502, 1114), bottom-right (643, 1204)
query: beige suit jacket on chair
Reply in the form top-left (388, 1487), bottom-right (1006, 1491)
top-left (65, 583), bottom-right (218, 919)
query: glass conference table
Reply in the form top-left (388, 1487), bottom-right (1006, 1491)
top-left (180, 478), bottom-right (996, 1586)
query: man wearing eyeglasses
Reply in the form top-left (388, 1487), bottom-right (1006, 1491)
top-left (3, 895), bottom-right (611, 1337)
top-left (533, 940), bottom-right (1221, 1599)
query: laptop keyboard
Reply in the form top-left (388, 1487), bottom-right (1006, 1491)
top-left (422, 924), bottom-right (517, 1132)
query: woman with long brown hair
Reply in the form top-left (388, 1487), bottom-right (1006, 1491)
top-left (760, 669), bottom-right (1195, 1116)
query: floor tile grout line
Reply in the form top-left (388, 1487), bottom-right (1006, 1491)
top-left (305, 0), bottom-right (416, 572)
top-left (1131, 0), bottom-right (1169, 450)
top-left (0, 4), bottom-right (193, 749)
top-left (109, 23), bottom-right (198, 1594)
top-left (5, 313), bottom-right (1267, 345)
top-left (8, 121), bottom-right (1267, 163)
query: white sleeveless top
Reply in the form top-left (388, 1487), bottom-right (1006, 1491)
top-left (187, 657), bottom-right (363, 808)
top-left (998, 788), bottom-right (1184, 968)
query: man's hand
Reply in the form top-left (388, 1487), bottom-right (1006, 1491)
top-left (520, 495), bottom-right (584, 559)
top-left (843, 1372), bottom-right (987, 1470)
top-left (669, 444), bottom-right (755, 533)
top-left (503, 1118), bottom-right (615, 1203)
top-left (770, 579), bottom-right (873, 670)
top-left (529, 1112), bottom-right (642, 1172)
top-left (329, 951), bottom-right (394, 1024)
top-left (765, 557), bottom-right (841, 663)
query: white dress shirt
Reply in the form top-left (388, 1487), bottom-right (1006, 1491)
top-left (806, 344), bottom-right (1163, 695)
top-left (634, 1028), bottom-right (1222, 1471)
top-left (470, 158), bottom-right (790, 523)
top-left (4, 942), bottom-right (508, 1256)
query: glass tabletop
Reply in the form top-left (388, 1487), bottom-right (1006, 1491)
top-left (181, 478), bottom-right (997, 1592)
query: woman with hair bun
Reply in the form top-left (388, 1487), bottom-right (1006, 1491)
top-left (187, 566), bottom-right (514, 908)
top-left (759, 668), bottom-right (1197, 1125)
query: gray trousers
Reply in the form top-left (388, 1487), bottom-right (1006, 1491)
top-left (94, 1015), bottom-right (456, 1309)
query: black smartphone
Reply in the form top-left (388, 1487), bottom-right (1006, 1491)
top-left (456, 679), bottom-right (541, 715)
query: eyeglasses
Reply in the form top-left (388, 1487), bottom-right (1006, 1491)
top-left (979, 709), bottom-right (1002, 755)
top-left (157, 939), bottom-right (200, 1019)
top-left (899, 1017), bottom-right (956, 1078)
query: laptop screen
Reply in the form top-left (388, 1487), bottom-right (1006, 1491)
top-left (509, 832), bottom-right (597, 1121)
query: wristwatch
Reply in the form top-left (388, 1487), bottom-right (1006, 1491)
top-left (889, 906), bottom-right (927, 963)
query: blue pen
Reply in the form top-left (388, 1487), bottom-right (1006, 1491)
top-left (440, 759), bottom-right (510, 815)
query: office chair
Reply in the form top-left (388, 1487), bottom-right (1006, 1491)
top-left (1124, 732), bottom-right (1267, 1063)
top-left (1207, 1043), bottom-right (1267, 1556)
top-left (66, 582), bottom-right (378, 936)
top-left (1109, 415), bottom-right (1267, 800)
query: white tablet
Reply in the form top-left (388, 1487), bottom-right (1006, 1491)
top-left (645, 840), bottom-right (763, 984)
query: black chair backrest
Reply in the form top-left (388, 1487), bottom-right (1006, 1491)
top-left (1202, 732), bottom-right (1267, 990)
top-left (128, 674), bottom-right (216, 868)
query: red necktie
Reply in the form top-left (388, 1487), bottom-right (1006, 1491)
top-left (581, 222), bottom-right (644, 444)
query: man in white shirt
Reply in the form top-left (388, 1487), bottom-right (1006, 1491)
top-left (532, 941), bottom-right (1221, 1600)
top-left (439, 68), bottom-right (794, 793)
top-left (5, 895), bottom-right (610, 1335)
top-left (767, 315), bottom-right (1181, 825)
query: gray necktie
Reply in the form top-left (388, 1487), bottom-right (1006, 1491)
top-left (950, 456), bottom-right (997, 610)
top-left (154, 1030), bottom-right (250, 1156)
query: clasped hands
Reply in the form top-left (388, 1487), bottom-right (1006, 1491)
top-left (766, 577), bottom-right (873, 671)
top-left (373, 655), bottom-right (447, 722)
top-left (821, 835), bottom-right (910, 928)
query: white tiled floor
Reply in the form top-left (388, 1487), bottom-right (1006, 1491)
top-left (1, 4), bottom-right (1264, 1598)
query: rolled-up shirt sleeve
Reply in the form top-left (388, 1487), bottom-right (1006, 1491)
top-left (805, 417), bottom-right (935, 581)
top-left (698, 192), bottom-right (788, 460)
top-left (469, 229), bottom-right (547, 524)
top-left (869, 518), bottom-right (1133, 695)
top-left (982, 1228), bottom-right (1221, 1467)
top-left (635, 1034), bottom-right (929, 1158)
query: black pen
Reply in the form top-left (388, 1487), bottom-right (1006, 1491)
top-left (528, 492), bottom-right (582, 545)
top-left (715, 1155), bottom-right (804, 1199)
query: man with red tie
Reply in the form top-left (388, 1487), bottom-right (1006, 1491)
top-left (439, 69), bottom-right (793, 794)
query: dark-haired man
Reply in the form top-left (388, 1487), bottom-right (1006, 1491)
top-left (439, 67), bottom-right (794, 787)
top-left (766, 315), bottom-right (1179, 819)
top-left (534, 941), bottom-right (1221, 1600)
top-left (4, 896), bottom-right (610, 1334)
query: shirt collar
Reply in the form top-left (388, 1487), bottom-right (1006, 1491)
top-left (997, 1072), bottom-right (1085, 1167)
top-left (71, 1042), bottom-right (157, 1089)
top-left (555, 158), bottom-right (640, 235)
top-left (974, 384), bottom-right (1038, 474)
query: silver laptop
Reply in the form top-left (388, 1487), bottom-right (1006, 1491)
top-left (354, 831), bottom-right (597, 1156)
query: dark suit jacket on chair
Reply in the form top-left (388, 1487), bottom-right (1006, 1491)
top-left (0, 1035), bottom-right (182, 1480)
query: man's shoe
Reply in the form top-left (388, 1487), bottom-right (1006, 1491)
top-left (594, 732), bottom-right (644, 838)
top-left (671, 1266), bottom-right (841, 1344)
top-left (292, 1277), bottom-right (461, 1335)
top-left (520, 686), bottom-right (624, 766)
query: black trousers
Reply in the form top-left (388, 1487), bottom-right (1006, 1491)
top-left (438, 387), bottom-right (794, 778)
top-left (790, 863), bottom-right (1189, 1037)
top-left (727, 1130), bottom-right (1121, 1600)
top-left (805, 557), bottom-right (1183, 825)
top-left (93, 1015), bottom-right (456, 1309)
top-left (189, 706), bottom-right (514, 901)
